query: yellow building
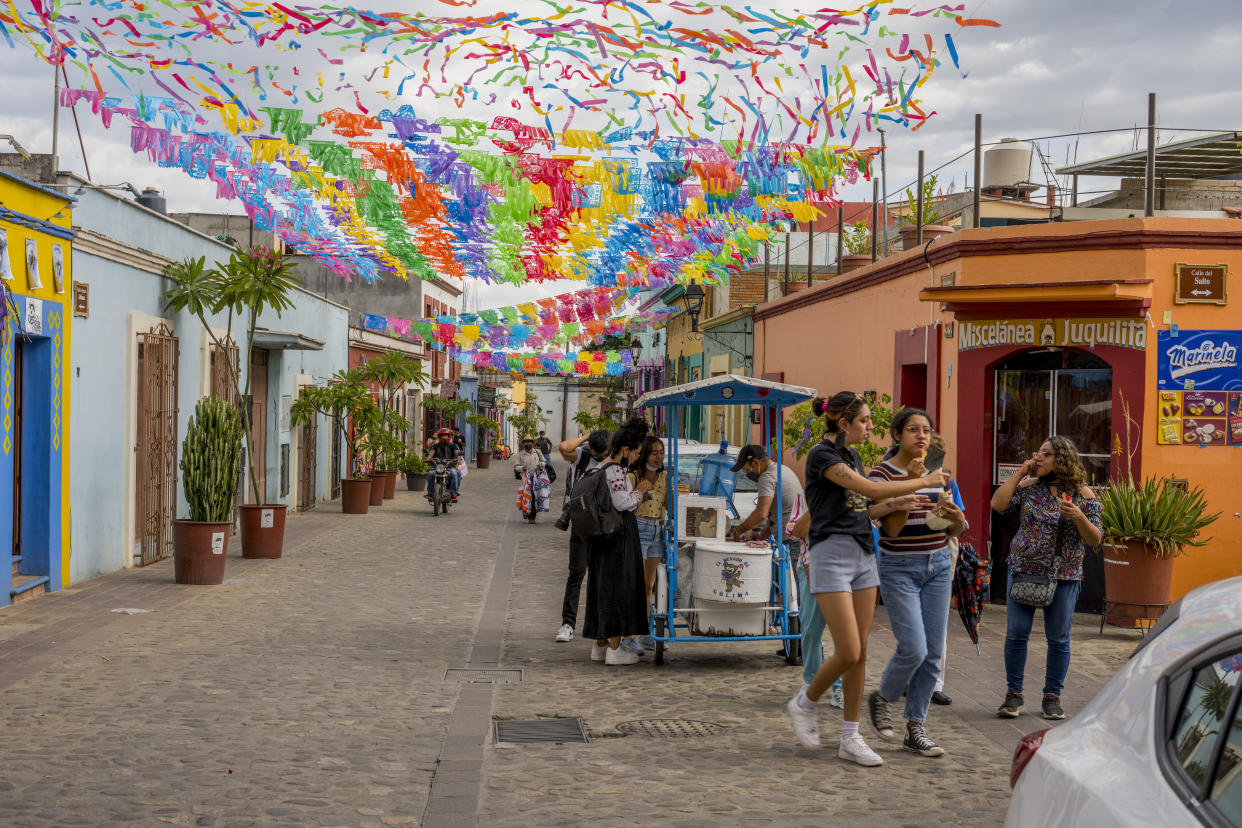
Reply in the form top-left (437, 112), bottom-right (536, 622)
top-left (0, 169), bottom-right (74, 606)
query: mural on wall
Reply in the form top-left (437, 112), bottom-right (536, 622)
top-left (0, 228), bottom-right (11, 280)
top-left (24, 238), bottom-right (41, 289)
top-left (52, 245), bottom-right (64, 293)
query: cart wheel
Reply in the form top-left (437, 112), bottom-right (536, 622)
top-left (654, 617), bottom-right (666, 667)
top-left (784, 616), bottom-right (801, 665)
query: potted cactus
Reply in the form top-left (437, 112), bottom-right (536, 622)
top-left (173, 398), bottom-right (244, 585)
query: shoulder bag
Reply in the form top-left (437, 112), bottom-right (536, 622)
top-left (1009, 503), bottom-right (1067, 608)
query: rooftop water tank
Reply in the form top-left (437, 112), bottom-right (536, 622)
top-left (136, 186), bottom-right (167, 214)
top-left (982, 138), bottom-right (1034, 190)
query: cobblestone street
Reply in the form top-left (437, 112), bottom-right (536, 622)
top-left (0, 465), bottom-right (1142, 826)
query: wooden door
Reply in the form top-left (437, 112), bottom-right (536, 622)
top-left (248, 349), bottom-right (269, 504)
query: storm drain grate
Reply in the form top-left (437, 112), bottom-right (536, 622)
top-left (443, 668), bottom-right (524, 685)
top-left (615, 719), bottom-right (728, 738)
top-left (494, 718), bottom-right (589, 744)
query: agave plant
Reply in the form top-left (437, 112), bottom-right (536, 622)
top-left (1099, 477), bottom-right (1220, 558)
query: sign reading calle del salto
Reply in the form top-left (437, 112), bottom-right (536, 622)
top-left (956, 318), bottom-right (1148, 352)
top-left (1174, 263), bottom-right (1228, 305)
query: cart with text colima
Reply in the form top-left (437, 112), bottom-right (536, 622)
top-left (634, 374), bottom-right (817, 666)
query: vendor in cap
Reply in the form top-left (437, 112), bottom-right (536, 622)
top-left (729, 445), bottom-right (803, 544)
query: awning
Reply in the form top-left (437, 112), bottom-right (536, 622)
top-left (636, 373), bottom-right (815, 408)
top-left (1056, 131), bottom-right (1242, 179)
top-left (251, 329), bottom-right (324, 351)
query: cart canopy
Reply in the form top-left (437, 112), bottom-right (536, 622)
top-left (636, 374), bottom-right (816, 409)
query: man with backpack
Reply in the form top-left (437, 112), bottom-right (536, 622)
top-left (553, 429), bottom-right (611, 643)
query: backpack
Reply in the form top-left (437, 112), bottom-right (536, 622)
top-left (566, 462), bottom-right (622, 542)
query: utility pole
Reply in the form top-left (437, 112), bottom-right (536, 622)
top-left (878, 128), bottom-right (889, 254)
top-left (915, 150), bottom-right (925, 245)
top-left (871, 177), bottom-right (879, 262)
top-left (836, 204), bottom-right (844, 273)
top-left (806, 221), bottom-right (813, 284)
top-left (783, 231), bottom-right (790, 296)
top-left (1144, 92), bottom-right (1157, 218)
top-left (51, 63), bottom-right (60, 169)
top-left (972, 113), bottom-right (982, 228)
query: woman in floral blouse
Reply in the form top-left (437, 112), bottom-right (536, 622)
top-left (990, 436), bottom-right (1103, 721)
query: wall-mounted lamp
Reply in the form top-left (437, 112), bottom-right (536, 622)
top-left (680, 282), bottom-right (705, 331)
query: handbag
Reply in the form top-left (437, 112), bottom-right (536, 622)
top-left (1009, 504), bottom-right (1068, 608)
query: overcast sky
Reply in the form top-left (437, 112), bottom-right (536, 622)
top-left (2, 0), bottom-right (1239, 309)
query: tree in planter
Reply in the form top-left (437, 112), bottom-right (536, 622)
top-left (509, 391), bottom-right (550, 440)
top-left (290, 369), bottom-right (379, 480)
top-left (782, 392), bottom-right (897, 470)
top-left (466, 412), bottom-right (500, 452)
top-left (897, 173), bottom-right (943, 227)
top-left (842, 220), bottom-right (872, 255)
top-left (360, 352), bottom-right (427, 467)
top-left (163, 249), bottom-right (301, 505)
top-left (423, 396), bottom-right (473, 436)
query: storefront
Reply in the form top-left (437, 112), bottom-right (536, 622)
top-left (0, 170), bottom-right (74, 607)
top-left (755, 217), bottom-right (1242, 603)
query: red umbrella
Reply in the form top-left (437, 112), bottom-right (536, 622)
top-left (953, 542), bottom-right (990, 655)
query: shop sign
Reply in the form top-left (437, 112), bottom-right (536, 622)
top-left (477, 385), bottom-right (496, 408)
top-left (957, 318), bottom-right (1147, 352)
top-left (1157, 330), bottom-right (1242, 391)
top-left (1174, 263), bottom-right (1227, 305)
top-left (1155, 330), bottom-right (1242, 446)
top-left (996, 463), bottom-right (1023, 484)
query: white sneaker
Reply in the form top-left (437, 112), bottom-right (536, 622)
top-left (838, 733), bottom-right (884, 767)
top-left (604, 646), bottom-right (640, 666)
top-left (828, 683), bottom-right (845, 710)
top-left (555, 624), bottom-right (574, 642)
top-left (786, 695), bottom-right (821, 749)
top-left (590, 642), bottom-right (607, 662)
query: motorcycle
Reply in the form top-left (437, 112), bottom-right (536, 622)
top-left (429, 458), bottom-right (453, 515)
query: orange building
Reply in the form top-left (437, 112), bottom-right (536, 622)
top-left (753, 217), bottom-right (1242, 604)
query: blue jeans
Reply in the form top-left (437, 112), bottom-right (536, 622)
top-left (877, 549), bottom-right (953, 724)
top-left (426, 468), bottom-right (460, 495)
top-left (1004, 572), bottom-right (1081, 697)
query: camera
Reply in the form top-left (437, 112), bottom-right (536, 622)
top-left (554, 510), bottom-right (571, 532)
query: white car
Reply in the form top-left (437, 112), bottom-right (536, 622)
top-left (1006, 575), bottom-right (1242, 828)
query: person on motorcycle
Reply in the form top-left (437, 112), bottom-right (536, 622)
top-left (425, 428), bottom-right (462, 502)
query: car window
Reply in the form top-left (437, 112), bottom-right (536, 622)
top-left (1209, 655), bottom-right (1242, 825)
top-left (1171, 650), bottom-right (1242, 791)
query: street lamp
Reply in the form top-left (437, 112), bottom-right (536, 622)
top-left (680, 282), bottom-right (705, 332)
top-left (629, 336), bottom-right (643, 362)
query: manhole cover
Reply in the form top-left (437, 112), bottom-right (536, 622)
top-left (615, 719), bottom-right (727, 737)
top-left (443, 668), bottom-right (523, 685)
top-left (494, 718), bottom-right (588, 744)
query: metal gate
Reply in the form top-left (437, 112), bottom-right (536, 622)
top-left (297, 412), bottom-right (317, 511)
top-left (330, 413), bottom-right (342, 500)
top-left (135, 324), bottom-right (179, 566)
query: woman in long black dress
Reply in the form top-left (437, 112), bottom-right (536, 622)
top-left (582, 417), bottom-right (652, 667)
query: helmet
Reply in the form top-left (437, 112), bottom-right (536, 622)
top-left (437, 428), bottom-right (451, 437)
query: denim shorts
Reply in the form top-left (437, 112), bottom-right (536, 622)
top-left (635, 516), bottom-right (664, 560)
top-left (807, 534), bottom-right (879, 594)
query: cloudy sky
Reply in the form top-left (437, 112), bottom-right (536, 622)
top-left (1, 0), bottom-right (1239, 309)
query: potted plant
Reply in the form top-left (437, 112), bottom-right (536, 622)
top-left (358, 408), bottom-right (407, 504)
top-left (466, 413), bottom-right (499, 468)
top-left (291, 369), bottom-right (379, 514)
top-left (360, 352), bottom-right (427, 498)
top-left (398, 451), bottom-right (430, 491)
top-left (164, 248), bottom-right (301, 557)
top-left (829, 219), bottom-right (874, 275)
top-left (172, 397), bottom-right (244, 585)
top-left (897, 174), bottom-right (954, 249)
top-left (1099, 477), bottom-right (1219, 623)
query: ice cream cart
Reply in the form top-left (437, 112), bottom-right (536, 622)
top-left (634, 374), bottom-right (817, 666)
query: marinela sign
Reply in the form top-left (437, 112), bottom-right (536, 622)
top-left (956, 318), bottom-right (1147, 352)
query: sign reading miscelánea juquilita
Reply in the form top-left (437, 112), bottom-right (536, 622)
top-left (956, 318), bottom-right (1147, 352)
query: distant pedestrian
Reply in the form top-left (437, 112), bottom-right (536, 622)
top-left (629, 435), bottom-right (669, 649)
top-left (582, 418), bottom-right (651, 666)
top-left (516, 438), bottom-right (547, 524)
top-left (535, 431), bottom-right (553, 464)
top-left (990, 436), bottom-right (1102, 721)
top-left (785, 392), bottom-right (950, 767)
top-left (866, 409), bottom-right (965, 758)
top-left (553, 429), bottom-right (612, 643)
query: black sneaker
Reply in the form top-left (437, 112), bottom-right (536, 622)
top-left (867, 691), bottom-right (896, 741)
top-left (997, 691), bottom-right (1024, 718)
top-left (1042, 695), bottom-right (1066, 720)
top-left (903, 722), bottom-right (945, 757)
top-left (931, 690), bottom-right (953, 706)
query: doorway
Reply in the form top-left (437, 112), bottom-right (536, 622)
top-left (989, 349), bottom-right (1112, 607)
top-left (135, 325), bottom-right (179, 565)
top-left (297, 408), bottom-right (317, 511)
top-left (248, 349), bottom-right (269, 503)
top-left (11, 339), bottom-right (22, 574)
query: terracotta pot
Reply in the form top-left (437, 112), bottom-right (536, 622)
top-left (1103, 540), bottom-right (1176, 625)
top-left (840, 253), bottom-right (873, 274)
top-left (172, 520), bottom-right (231, 585)
top-left (783, 281), bottom-right (809, 294)
top-left (899, 224), bottom-right (956, 250)
top-left (367, 475), bottom-right (386, 506)
top-left (239, 504), bottom-right (288, 559)
top-left (476, 451), bottom-right (492, 469)
top-left (341, 478), bottom-right (371, 514)
top-left (374, 470), bottom-right (397, 499)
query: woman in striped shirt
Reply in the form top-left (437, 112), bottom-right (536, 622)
top-left (866, 408), bottom-right (966, 758)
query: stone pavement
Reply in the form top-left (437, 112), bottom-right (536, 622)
top-left (0, 464), bottom-right (1143, 826)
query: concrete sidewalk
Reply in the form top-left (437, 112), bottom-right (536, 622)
top-left (0, 464), bottom-right (1142, 826)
